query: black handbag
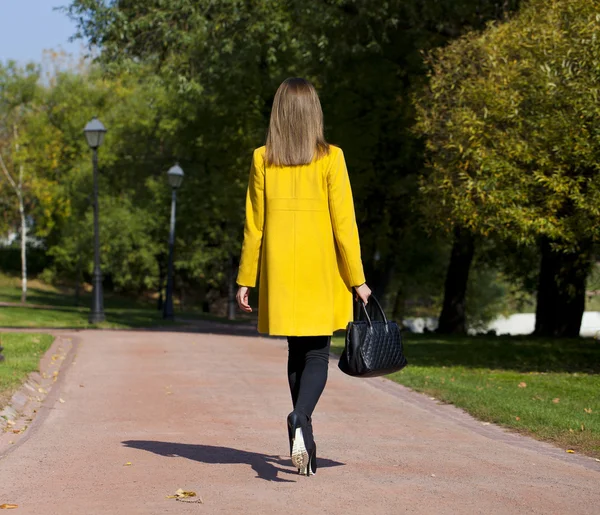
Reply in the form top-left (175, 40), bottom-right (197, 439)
top-left (338, 295), bottom-right (408, 377)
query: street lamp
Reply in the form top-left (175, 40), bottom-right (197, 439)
top-left (83, 117), bottom-right (107, 324)
top-left (163, 163), bottom-right (184, 319)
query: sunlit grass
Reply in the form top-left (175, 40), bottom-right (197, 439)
top-left (0, 333), bottom-right (54, 409)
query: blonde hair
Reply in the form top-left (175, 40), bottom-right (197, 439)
top-left (265, 78), bottom-right (330, 166)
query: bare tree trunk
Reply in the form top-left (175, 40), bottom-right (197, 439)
top-left (437, 227), bottom-right (475, 334)
top-left (0, 127), bottom-right (27, 304)
top-left (19, 188), bottom-right (26, 304)
top-left (14, 125), bottom-right (26, 303)
top-left (533, 239), bottom-right (591, 338)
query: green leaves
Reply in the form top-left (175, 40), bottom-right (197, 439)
top-left (416, 0), bottom-right (600, 250)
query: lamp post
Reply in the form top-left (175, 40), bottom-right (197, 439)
top-left (83, 117), bottom-right (107, 324)
top-left (163, 164), bottom-right (184, 320)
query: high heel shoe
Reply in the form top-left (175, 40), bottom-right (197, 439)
top-left (306, 442), bottom-right (317, 476)
top-left (287, 411), bottom-right (310, 475)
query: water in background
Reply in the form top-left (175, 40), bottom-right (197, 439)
top-left (403, 312), bottom-right (600, 338)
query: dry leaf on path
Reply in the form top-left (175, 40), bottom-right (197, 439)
top-left (518, 382), bottom-right (527, 388)
top-left (59, 398), bottom-right (65, 404)
top-left (566, 449), bottom-right (575, 453)
top-left (124, 462), bottom-right (132, 466)
top-left (166, 488), bottom-right (201, 501)
top-left (0, 504), bottom-right (19, 509)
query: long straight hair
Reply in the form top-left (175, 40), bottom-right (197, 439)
top-left (265, 78), bottom-right (330, 166)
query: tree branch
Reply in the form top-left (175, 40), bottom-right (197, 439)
top-left (0, 152), bottom-right (21, 197)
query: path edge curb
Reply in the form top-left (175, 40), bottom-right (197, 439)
top-left (0, 333), bottom-right (79, 458)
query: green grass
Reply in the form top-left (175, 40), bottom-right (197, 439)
top-left (0, 333), bottom-right (54, 408)
top-left (332, 333), bottom-right (600, 458)
top-left (0, 275), bottom-right (253, 329)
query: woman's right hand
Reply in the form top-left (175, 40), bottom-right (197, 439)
top-left (236, 286), bottom-right (252, 313)
top-left (355, 283), bottom-right (372, 305)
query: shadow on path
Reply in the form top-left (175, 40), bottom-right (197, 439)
top-left (122, 440), bottom-right (344, 482)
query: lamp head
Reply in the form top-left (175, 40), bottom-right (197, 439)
top-left (83, 117), bottom-right (107, 149)
top-left (167, 163), bottom-right (184, 189)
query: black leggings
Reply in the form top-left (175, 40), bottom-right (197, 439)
top-left (287, 336), bottom-right (331, 419)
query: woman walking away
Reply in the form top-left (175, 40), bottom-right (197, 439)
top-left (236, 77), bottom-right (371, 477)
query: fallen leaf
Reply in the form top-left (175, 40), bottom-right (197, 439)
top-left (59, 398), bottom-right (65, 404)
top-left (431, 474), bottom-right (436, 477)
top-left (515, 416), bottom-right (520, 421)
top-left (584, 408), bottom-right (592, 414)
top-left (166, 488), bottom-right (198, 500)
top-left (124, 462), bottom-right (132, 466)
top-left (595, 459), bottom-right (600, 462)
top-left (6, 420), bottom-right (15, 427)
top-left (79, 384), bottom-right (85, 388)
top-left (552, 398), bottom-right (560, 404)
top-left (566, 449), bottom-right (575, 453)
top-left (518, 382), bottom-right (527, 388)
top-left (0, 504), bottom-right (19, 509)
top-left (12, 429), bottom-right (21, 434)
top-left (37, 388), bottom-right (47, 394)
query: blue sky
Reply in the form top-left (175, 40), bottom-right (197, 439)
top-left (0, 1), bottom-right (83, 64)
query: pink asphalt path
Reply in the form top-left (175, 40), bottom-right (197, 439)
top-left (1, 329), bottom-right (599, 514)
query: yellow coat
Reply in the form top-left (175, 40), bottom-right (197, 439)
top-left (237, 145), bottom-right (365, 336)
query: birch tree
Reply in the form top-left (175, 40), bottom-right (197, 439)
top-left (0, 63), bottom-right (39, 303)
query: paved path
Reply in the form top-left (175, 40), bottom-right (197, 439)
top-left (1, 330), bottom-right (599, 514)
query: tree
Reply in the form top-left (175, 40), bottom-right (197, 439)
top-left (0, 62), bottom-right (41, 303)
top-left (62, 0), bottom-right (522, 317)
top-left (415, 0), bottom-right (600, 336)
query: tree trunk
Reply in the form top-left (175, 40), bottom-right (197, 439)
top-left (437, 227), bottom-right (476, 334)
top-left (227, 253), bottom-right (236, 320)
top-left (15, 126), bottom-right (26, 304)
top-left (392, 288), bottom-right (406, 326)
top-left (75, 252), bottom-right (83, 306)
top-left (534, 239), bottom-right (591, 338)
top-left (19, 189), bottom-right (27, 304)
top-left (157, 258), bottom-right (165, 311)
top-left (363, 250), bottom-right (394, 309)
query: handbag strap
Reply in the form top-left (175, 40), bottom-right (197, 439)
top-left (357, 294), bottom-right (388, 327)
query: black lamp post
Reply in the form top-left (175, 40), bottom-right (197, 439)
top-left (163, 164), bottom-right (184, 320)
top-left (83, 117), bottom-right (107, 324)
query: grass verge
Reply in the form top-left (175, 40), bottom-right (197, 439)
top-left (0, 333), bottom-right (54, 409)
top-left (0, 276), bottom-right (253, 329)
top-left (331, 333), bottom-right (600, 458)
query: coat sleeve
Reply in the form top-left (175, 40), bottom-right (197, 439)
top-left (327, 148), bottom-right (366, 288)
top-left (237, 149), bottom-right (265, 287)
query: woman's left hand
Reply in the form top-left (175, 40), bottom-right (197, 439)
top-left (236, 286), bottom-right (252, 312)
